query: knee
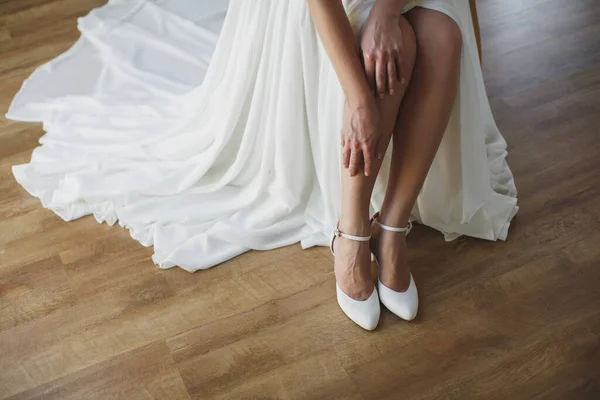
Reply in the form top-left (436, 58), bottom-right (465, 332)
top-left (399, 17), bottom-right (417, 66)
top-left (398, 15), bottom-right (417, 78)
top-left (408, 9), bottom-right (462, 71)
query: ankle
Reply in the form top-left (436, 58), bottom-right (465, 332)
top-left (339, 215), bottom-right (371, 236)
top-left (377, 209), bottom-right (410, 228)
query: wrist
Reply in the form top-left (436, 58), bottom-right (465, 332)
top-left (346, 89), bottom-right (376, 110)
top-left (373, 0), bottom-right (406, 19)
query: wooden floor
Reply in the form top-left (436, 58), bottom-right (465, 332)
top-left (1, 0), bottom-right (599, 399)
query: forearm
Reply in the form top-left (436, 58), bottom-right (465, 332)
top-left (307, 0), bottom-right (372, 106)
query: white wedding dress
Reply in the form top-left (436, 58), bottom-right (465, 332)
top-left (8, 0), bottom-right (518, 272)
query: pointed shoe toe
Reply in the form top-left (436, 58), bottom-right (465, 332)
top-left (336, 283), bottom-right (380, 330)
top-left (378, 274), bottom-right (418, 321)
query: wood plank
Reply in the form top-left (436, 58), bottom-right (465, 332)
top-left (8, 341), bottom-right (191, 400)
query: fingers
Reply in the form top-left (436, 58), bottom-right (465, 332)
top-left (348, 145), bottom-right (361, 177)
top-left (371, 52), bottom-right (405, 98)
top-left (344, 143), bottom-right (376, 177)
top-left (376, 56), bottom-right (387, 98)
top-left (362, 144), bottom-right (373, 177)
top-left (398, 55), bottom-right (407, 86)
top-left (387, 59), bottom-right (398, 96)
top-left (342, 141), bottom-right (351, 169)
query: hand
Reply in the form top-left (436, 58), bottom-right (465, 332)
top-left (360, 7), bottom-right (406, 97)
top-left (341, 98), bottom-right (383, 177)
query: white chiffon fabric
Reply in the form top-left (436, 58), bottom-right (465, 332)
top-left (8, 0), bottom-right (518, 272)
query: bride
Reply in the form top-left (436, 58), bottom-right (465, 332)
top-left (8, 0), bottom-right (518, 330)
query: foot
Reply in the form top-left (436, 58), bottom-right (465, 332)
top-left (332, 220), bottom-right (374, 300)
top-left (370, 216), bottom-right (411, 292)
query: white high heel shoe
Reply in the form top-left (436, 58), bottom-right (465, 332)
top-left (371, 213), bottom-right (419, 321)
top-left (331, 224), bottom-right (380, 331)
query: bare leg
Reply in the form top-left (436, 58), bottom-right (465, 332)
top-left (372, 8), bottom-right (463, 291)
top-left (335, 16), bottom-right (416, 300)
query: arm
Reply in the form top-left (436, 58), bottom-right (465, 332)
top-left (307, 0), bottom-right (380, 176)
top-left (306, 0), bottom-right (372, 108)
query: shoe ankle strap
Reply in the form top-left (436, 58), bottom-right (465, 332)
top-left (371, 212), bottom-right (412, 234)
top-left (333, 227), bottom-right (371, 242)
top-left (330, 224), bottom-right (371, 255)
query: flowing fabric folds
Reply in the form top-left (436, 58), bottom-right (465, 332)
top-left (8, 0), bottom-right (518, 272)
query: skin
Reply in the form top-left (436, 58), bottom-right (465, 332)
top-left (307, 0), bottom-right (463, 299)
